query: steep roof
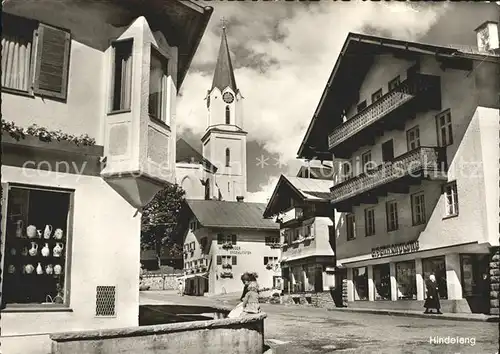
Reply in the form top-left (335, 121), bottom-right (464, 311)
top-left (185, 200), bottom-right (279, 230)
top-left (296, 165), bottom-right (333, 180)
top-left (176, 138), bottom-right (217, 173)
top-left (263, 175), bottom-right (332, 218)
top-left (297, 31), bottom-right (500, 160)
top-left (211, 27), bottom-right (238, 92)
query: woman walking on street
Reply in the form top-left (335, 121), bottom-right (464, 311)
top-left (424, 274), bottom-right (442, 314)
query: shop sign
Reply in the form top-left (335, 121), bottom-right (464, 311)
top-left (218, 245), bottom-right (251, 255)
top-left (371, 241), bottom-right (419, 258)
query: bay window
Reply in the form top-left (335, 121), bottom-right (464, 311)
top-left (149, 47), bottom-right (169, 124)
top-left (2, 184), bottom-right (72, 308)
top-left (110, 39), bottom-right (133, 112)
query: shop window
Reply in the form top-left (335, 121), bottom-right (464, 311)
top-left (386, 201), bottom-right (399, 231)
top-left (436, 109), bottom-right (453, 147)
top-left (411, 192), bottom-right (426, 225)
top-left (388, 75), bottom-right (401, 91)
top-left (2, 14), bottom-right (71, 99)
top-left (373, 264), bottom-right (391, 300)
top-left (149, 47), bottom-right (169, 124)
top-left (346, 213), bottom-right (356, 240)
top-left (395, 261), bottom-right (417, 300)
top-left (406, 126), bottom-right (420, 151)
top-left (110, 39), bottom-right (133, 112)
top-left (357, 100), bottom-right (367, 113)
top-left (364, 208), bottom-right (375, 236)
top-left (422, 256), bottom-right (448, 299)
top-left (2, 184), bottom-right (72, 307)
top-left (353, 267), bottom-right (368, 300)
top-left (371, 89), bottom-right (383, 103)
top-left (443, 181), bottom-right (458, 217)
top-left (305, 265), bottom-right (316, 292)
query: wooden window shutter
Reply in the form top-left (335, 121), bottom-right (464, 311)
top-left (217, 234), bottom-right (223, 244)
top-left (34, 23), bottom-right (71, 100)
top-left (264, 257), bottom-right (268, 265)
top-left (231, 234), bottom-right (237, 245)
top-left (232, 256), bottom-right (237, 265)
top-left (216, 256), bottom-right (222, 265)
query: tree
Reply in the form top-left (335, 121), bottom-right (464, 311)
top-left (141, 183), bottom-right (186, 269)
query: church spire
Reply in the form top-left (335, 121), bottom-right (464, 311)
top-left (211, 19), bottom-right (238, 93)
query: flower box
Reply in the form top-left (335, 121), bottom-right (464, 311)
top-left (222, 264), bottom-right (232, 270)
top-left (220, 271), bottom-right (233, 279)
top-left (222, 242), bottom-right (233, 249)
top-left (269, 243), bottom-right (282, 249)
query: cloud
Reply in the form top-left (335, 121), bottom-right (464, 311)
top-left (246, 175), bottom-right (280, 204)
top-left (177, 2), bottom-right (448, 202)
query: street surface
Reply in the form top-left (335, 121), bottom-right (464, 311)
top-left (140, 292), bottom-right (499, 354)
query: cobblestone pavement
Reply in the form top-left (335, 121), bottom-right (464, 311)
top-left (140, 292), bottom-right (499, 354)
top-left (261, 304), bottom-right (499, 354)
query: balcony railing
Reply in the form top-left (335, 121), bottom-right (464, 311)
top-left (280, 207), bottom-right (304, 224)
top-left (328, 74), bottom-right (440, 150)
top-left (330, 147), bottom-right (447, 204)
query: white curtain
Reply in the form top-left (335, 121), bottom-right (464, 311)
top-left (1, 34), bottom-right (31, 91)
top-left (120, 52), bottom-right (132, 110)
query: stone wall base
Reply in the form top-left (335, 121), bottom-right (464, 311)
top-left (280, 291), bottom-right (337, 309)
top-left (490, 247), bottom-right (500, 315)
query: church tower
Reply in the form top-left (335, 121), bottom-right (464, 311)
top-left (202, 23), bottom-right (247, 201)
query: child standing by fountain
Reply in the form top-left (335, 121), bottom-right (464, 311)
top-left (242, 273), bottom-right (261, 315)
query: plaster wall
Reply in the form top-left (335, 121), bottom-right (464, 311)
top-left (1, 166), bottom-right (140, 354)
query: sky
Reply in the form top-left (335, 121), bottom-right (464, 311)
top-left (177, 1), bottom-right (499, 203)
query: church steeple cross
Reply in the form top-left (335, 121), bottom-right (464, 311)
top-left (221, 17), bottom-right (227, 30)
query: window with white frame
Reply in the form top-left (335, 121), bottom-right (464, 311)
top-left (265, 236), bottom-right (279, 245)
top-left (342, 161), bottom-right (352, 181)
top-left (443, 182), bottom-right (458, 217)
top-left (346, 213), bottom-right (356, 240)
top-left (386, 201), bottom-right (399, 231)
top-left (411, 192), bottom-right (426, 225)
top-left (357, 100), bottom-right (367, 112)
top-left (2, 13), bottom-right (71, 99)
top-left (436, 109), bottom-right (453, 146)
top-left (149, 47), bottom-right (169, 123)
top-left (371, 89), bottom-right (383, 103)
top-left (406, 126), bottom-right (420, 151)
top-left (364, 208), bottom-right (375, 236)
top-left (110, 39), bottom-right (133, 112)
top-left (217, 255), bottom-right (236, 266)
top-left (217, 233), bottom-right (237, 245)
top-left (388, 76), bottom-right (401, 91)
top-left (2, 184), bottom-right (72, 307)
top-left (361, 151), bottom-right (372, 173)
top-left (264, 257), bottom-right (279, 267)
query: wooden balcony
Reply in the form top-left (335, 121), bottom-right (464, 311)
top-left (328, 74), bottom-right (441, 158)
top-left (331, 147), bottom-right (447, 212)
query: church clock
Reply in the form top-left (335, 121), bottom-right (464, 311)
top-left (223, 92), bottom-right (234, 104)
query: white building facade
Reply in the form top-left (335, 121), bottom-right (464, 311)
top-left (0, 1), bottom-right (212, 353)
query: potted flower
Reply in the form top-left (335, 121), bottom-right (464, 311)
top-left (266, 264), bottom-right (273, 270)
top-left (222, 264), bottom-right (232, 270)
top-left (222, 242), bottom-right (233, 250)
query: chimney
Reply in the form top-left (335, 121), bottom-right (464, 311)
top-left (236, 196), bottom-right (244, 202)
top-left (475, 21), bottom-right (499, 53)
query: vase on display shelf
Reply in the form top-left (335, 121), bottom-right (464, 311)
top-left (15, 220), bottom-right (24, 237)
top-left (54, 228), bottom-right (64, 240)
top-left (36, 262), bottom-right (43, 275)
top-left (41, 243), bottom-right (50, 257)
top-left (53, 243), bottom-right (64, 257)
top-left (27, 225), bottom-right (37, 238)
top-left (44, 225), bottom-right (53, 239)
top-left (29, 242), bottom-right (38, 256)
